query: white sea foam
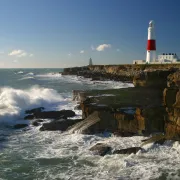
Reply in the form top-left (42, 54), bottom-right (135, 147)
top-left (0, 86), bottom-right (74, 124)
top-left (36, 73), bottom-right (62, 79)
top-left (19, 76), bottom-right (35, 80)
top-left (61, 75), bottom-right (134, 89)
top-left (16, 71), bottom-right (24, 74)
top-left (4, 127), bottom-right (180, 180)
top-left (25, 72), bottom-right (34, 76)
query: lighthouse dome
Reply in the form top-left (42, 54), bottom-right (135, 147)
top-left (149, 20), bottom-right (154, 27)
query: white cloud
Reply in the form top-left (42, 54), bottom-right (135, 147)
top-left (18, 52), bottom-right (27, 57)
top-left (91, 45), bottom-right (95, 51)
top-left (13, 59), bottom-right (18, 63)
top-left (8, 49), bottom-right (33, 58)
top-left (80, 50), bottom-right (84, 54)
top-left (96, 44), bottom-right (111, 51)
top-left (9, 49), bottom-right (28, 58)
top-left (0, 62), bottom-right (5, 67)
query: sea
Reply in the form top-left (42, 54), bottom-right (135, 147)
top-left (0, 68), bottom-right (180, 180)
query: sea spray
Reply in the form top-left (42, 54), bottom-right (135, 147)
top-left (0, 86), bottom-right (66, 124)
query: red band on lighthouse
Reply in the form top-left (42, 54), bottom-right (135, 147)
top-left (147, 40), bottom-right (156, 51)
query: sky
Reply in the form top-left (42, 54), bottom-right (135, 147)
top-left (0, 0), bottom-right (180, 68)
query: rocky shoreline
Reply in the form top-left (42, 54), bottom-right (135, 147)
top-left (15, 64), bottom-right (180, 156)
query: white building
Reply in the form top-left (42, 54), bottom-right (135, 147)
top-left (157, 53), bottom-right (179, 63)
top-left (133, 60), bottom-right (146, 64)
top-left (133, 53), bottom-right (180, 64)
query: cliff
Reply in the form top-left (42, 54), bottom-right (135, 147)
top-left (62, 64), bottom-right (180, 140)
top-left (62, 64), bottom-right (180, 82)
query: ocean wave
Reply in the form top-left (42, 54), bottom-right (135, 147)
top-left (8, 128), bottom-right (180, 180)
top-left (25, 72), bottom-right (34, 76)
top-left (62, 75), bottom-right (134, 89)
top-left (19, 76), bottom-right (35, 80)
top-left (36, 73), bottom-right (62, 79)
top-left (16, 71), bottom-right (24, 74)
top-left (0, 86), bottom-right (69, 124)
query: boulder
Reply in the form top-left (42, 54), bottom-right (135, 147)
top-left (32, 121), bottom-right (39, 126)
top-left (34, 110), bottom-right (75, 119)
top-left (24, 115), bottom-right (34, 120)
top-left (39, 119), bottom-right (83, 131)
top-left (113, 147), bottom-right (142, 155)
top-left (25, 107), bottom-right (45, 114)
top-left (24, 110), bottom-right (76, 120)
top-left (113, 131), bottom-right (136, 137)
top-left (89, 143), bottom-right (111, 156)
top-left (14, 124), bottom-right (28, 129)
top-left (32, 119), bottom-right (44, 126)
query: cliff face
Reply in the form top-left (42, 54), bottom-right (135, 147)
top-left (164, 71), bottom-right (180, 140)
top-left (63, 65), bottom-right (180, 139)
top-left (71, 87), bottom-right (165, 135)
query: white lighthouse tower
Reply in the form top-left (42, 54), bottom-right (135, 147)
top-left (146, 20), bottom-right (156, 63)
top-left (89, 58), bottom-right (93, 66)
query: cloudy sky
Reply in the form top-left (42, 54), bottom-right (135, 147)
top-left (0, 0), bottom-right (180, 68)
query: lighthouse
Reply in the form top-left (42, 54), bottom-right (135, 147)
top-left (146, 20), bottom-right (156, 63)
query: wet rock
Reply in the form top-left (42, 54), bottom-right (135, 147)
top-left (89, 143), bottom-right (111, 156)
top-left (14, 124), bottom-right (28, 129)
top-left (72, 90), bottom-right (86, 101)
top-left (39, 119), bottom-right (83, 131)
top-left (34, 110), bottom-right (76, 119)
top-left (24, 115), bottom-right (34, 120)
top-left (24, 110), bottom-right (76, 120)
top-left (113, 147), bottom-right (142, 155)
top-left (74, 104), bottom-right (81, 110)
top-left (32, 121), bottom-right (39, 126)
top-left (68, 111), bottom-right (117, 134)
top-left (141, 134), bottom-right (166, 146)
top-left (25, 107), bottom-right (45, 114)
top-left (113, 131), bottom-right (136, 137)
top-left (32, 120), bottom-right (43, 126)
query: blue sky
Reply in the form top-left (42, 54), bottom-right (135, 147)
top-left (0, 0), bottom-right (180, 68)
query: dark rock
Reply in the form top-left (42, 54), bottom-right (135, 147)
top-left (36, 119), bottom-right (44, 122)
top-left (34, 110), bottom-right (76, 119)
top-left (39, 119), bottom-right (83, 131)
top-left (24, 110), bottom-right (76, 120)
top-left (14, 124), bottom-right (28, 129)
top-left (113, 131), bottom-right (136, 137)
top-left (25, 107), bottom-right (45, 114)
top-left (24, 115), bottom-right (34, 120)
top-left (89, 143), bottom-right (111, 156)
top-left (154, 138), bottom-right (166, 145)
top-left (32, 121), bottom-right (40, 126)
top-left (74, 104), bottom-right (81, 110)
top-left (141, 134), bottom-right (166, 146)
top-left (113, 147), bottom-right (142, 155)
